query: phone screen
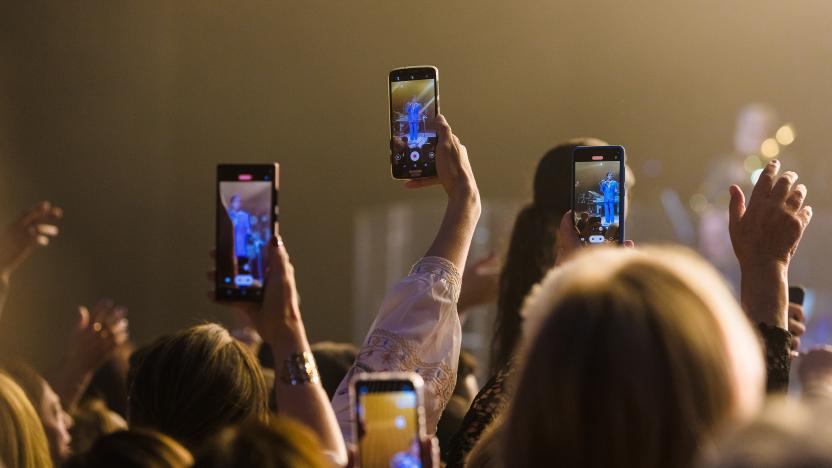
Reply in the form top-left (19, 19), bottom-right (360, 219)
top-left (573, 146), bottom-right (625, 245)
top-left (390, 67), bottom-right (438, 180)
top-left (356, 380), bottom-right (422, 468)
top-left (215, 164), bottom-right (277, 301)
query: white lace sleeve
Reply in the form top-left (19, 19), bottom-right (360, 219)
top-left (332, 256), bottom-right (462, 443)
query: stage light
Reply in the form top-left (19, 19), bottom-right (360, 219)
top-left (760, 138), bottom-right (780, 159)
top-left (750, 168), bottom-right (763, 185)
top-left (689, 193), bottom-right (709, 213)
top-left (743, 154), bottom-right (761, 173)
top-left (776, 124), bottom-right (795, 146)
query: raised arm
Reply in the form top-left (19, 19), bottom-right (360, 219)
top-left (332, 114), bottom-right (481, 443)
top-left (245, 236), bottom-right (348, 465)
top-left (728, 160), bottom-right (812, 391)
top-left (47, 299), bottom-right (129, 411)
top-left (0, 201), bottom-right (62, 318)
top-left (406, 114), bottom-right (481, 271)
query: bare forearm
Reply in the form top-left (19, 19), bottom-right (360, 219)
top-left (424, 184), bottom-right (481, 272)
top-left (740, 262), bottom-right (789, 329)
top-left (269, 322), bottom-right (347, 463)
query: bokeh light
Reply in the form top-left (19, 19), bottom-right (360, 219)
top-left (776, 124), bottom-right (795, 146)
top-left (760, 138), bottom-right (780, 159)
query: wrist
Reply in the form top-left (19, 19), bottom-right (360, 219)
top-left (740, 262), bottom-right (789, 329)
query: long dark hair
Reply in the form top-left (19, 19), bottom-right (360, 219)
top-left (490, 138), bottom-right (607, 373)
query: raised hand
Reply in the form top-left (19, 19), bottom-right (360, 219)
top-left (245, 236), bottom-right (303, 345)
top-left (49, 298), bottom-right (129, 410)
top-left (729, 160), bottom-right (812, 268)
top-left (404, 114), bottom-right (478, 200)
top-left (0, 201), bottom-right (63, 282)
top-left (67, 299), bottom-right (129, 371)
top-left (729, 160), bottom-right (812, 327)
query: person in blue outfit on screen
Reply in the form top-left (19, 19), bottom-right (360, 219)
top-left (405, 96), bottom-right (422, 143)
top-left (228, 194), bottom-right (252, 273)
top-left (600, 171), bottom-right (618, 226)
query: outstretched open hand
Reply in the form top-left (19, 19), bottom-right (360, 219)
top-left (728, 160), bottom-right (812, 268)
top-left (66, 299), bottom-right (129, 373)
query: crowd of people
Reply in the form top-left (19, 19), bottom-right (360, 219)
top-left (0, 112), bottom-right (829, 468)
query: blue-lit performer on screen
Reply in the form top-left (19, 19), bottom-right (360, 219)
top-left (228, 194), bottom-right (252, 273)
top-left (404, 96), bottom-right (422, 144)
top-left (600, 171), bottom-right (618, 226)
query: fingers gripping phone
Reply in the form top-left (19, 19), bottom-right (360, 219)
top-left (351, 372), bottom-right (427, 468)
top-left (572, 146), bottom-right (626, 245)
top-left (390, 66), bottom-right (439, 180)
top-left (215, 164), bottom-right (278, 302)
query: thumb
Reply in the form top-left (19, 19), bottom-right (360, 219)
top-left (728, 185), bottom-right (746, 241)
top-left (76, 306), bottom-right (90, 332)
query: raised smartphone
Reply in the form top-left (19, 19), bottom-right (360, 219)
top-left (215, 164), bottom-right (278, 302)
top-left (572, 146), bottom-right (626, 245)
top-left (389, 66), bottom-right (439, 180)
top-left (351, 372), bottom-right (426, 468)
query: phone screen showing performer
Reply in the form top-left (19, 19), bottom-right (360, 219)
top-left (389, 66), bottom-right (438, 180)
top-left (354, 375), bottom-right (425, 468)
top-left (215, 164), bottom-right (278, 302)
top-left (572, 146), bottom-right (625, 245)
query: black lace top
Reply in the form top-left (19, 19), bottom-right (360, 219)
top-left (443, 323), bottom-right (792, 467)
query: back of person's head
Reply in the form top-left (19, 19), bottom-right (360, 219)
top-left (63, 429), bottom-right (192, 468)
top-left (195, 416), bottom-right (328, 468)
top-left (491, 137), bottom-right (608, 372)
top-left (128, 323), bottom-right (268, 448)
top-left (310, 341), bottom-right (357, 400)
top-left (702, 398), bottom-right (832, 468)
top-left (70, 398), bottom-right (127, 455)
top-left (503, 247), bottom-right (764, 468)
top-left (0, 372), bottom-right (52, 468)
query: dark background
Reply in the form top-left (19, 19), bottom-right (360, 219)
top-left (1, 1), bottom-right (831, 369)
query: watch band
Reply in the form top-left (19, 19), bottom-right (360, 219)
top-left (279, 351), bottom-right (320, 385)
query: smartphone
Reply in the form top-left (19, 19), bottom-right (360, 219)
top-left (572, 146), bottom-right (626, 245)
top-left (789, 285), bottom-right (806, 306)
top-left (389, 66), bottom-right (439, 180)
top-left (351, 372), bottom-right (426, 468)
top-left (215, 164), bottom-right (279, 302)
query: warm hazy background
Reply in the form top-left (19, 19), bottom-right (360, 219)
top-left (2, 1), bottom-right (831, 369)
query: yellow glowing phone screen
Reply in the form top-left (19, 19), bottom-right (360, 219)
top-left (357, 389), bottom-right (421, 468)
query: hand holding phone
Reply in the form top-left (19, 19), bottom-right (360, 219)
top-left (351, 372), bottom-right (427, 468)
top-left (390, 66), bottom-right (439, 180)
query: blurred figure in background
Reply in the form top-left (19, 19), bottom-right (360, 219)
top-left (194, 416), bottom-right (328, 468)
top-left (0, 371), bottom-right (52, 468)
top-left (702, 398), bottom-right (832, 468)
top-left (2, 361), bottom-right (73, 464)
top-left (63, 429), bottom-right (192, 468)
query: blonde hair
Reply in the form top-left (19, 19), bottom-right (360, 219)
top-left (0, 372), bottom-right (52, 468)
top-left (503, 247), bottom-right (764, 468)
top-left (128, 323), bottom-right (269, 448)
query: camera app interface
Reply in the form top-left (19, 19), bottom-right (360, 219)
top-left (357, 386), bottom-right (421, 468)
top-left (218, 180), bottom-right (272, 294)
top-left (574, 161), bottom-right (622, 245)
top-left (390, 77), bottom-right (437, 179)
